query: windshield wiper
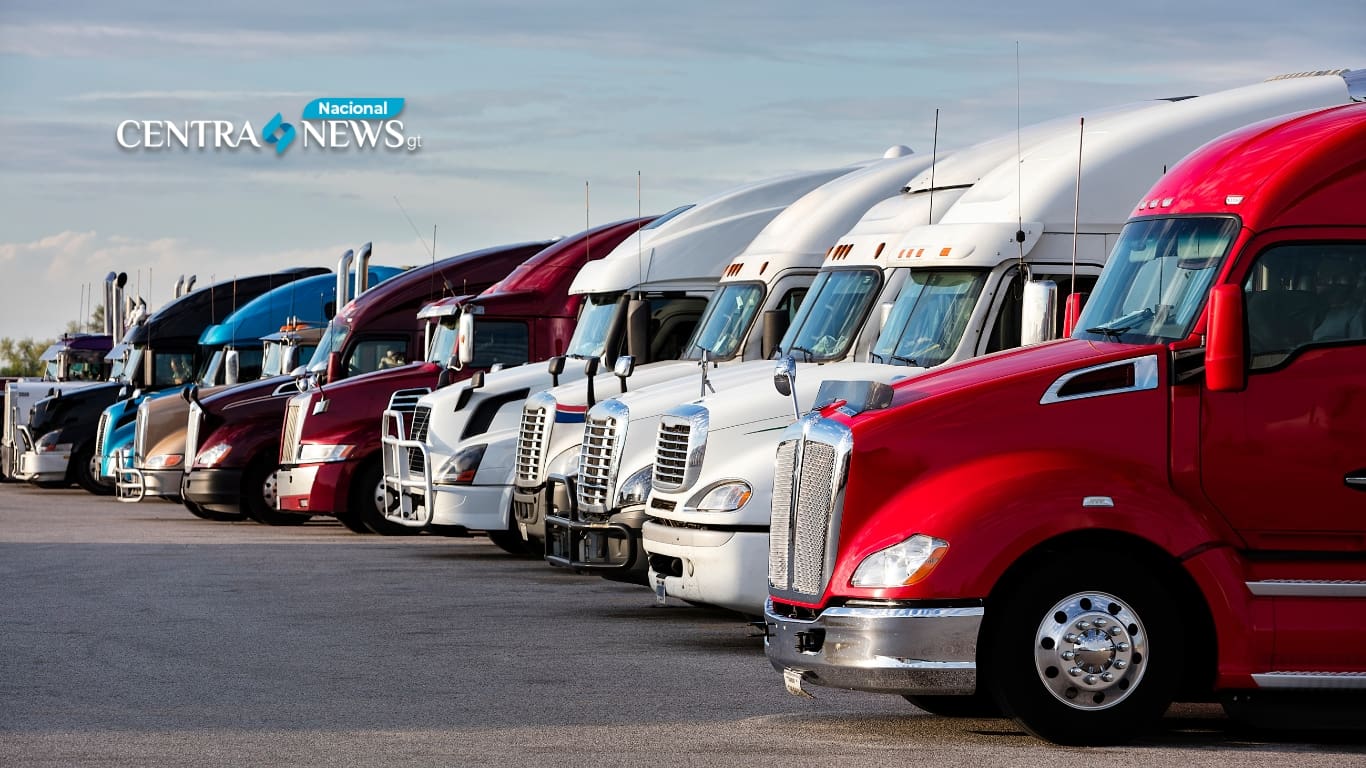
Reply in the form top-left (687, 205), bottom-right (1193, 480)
top-left (890, 354), bottom-right (920, 367)
top-left (1086, 307), bottom-right (1154, 339)
top-left (785, 345), bottom-right (815, 363)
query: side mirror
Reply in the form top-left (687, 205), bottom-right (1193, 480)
top-left (457, 312), bottom-right (475, 367)
top-left (773, 356), bottom-right (799, 420)
top-left (1062, 292), bottom-right (1087, 338)
top-left (1020, 280), bottom-right (1058, 346)
top-left (613, 354), bottom-right (635, 390)
top-left (547, 355), bottom-right (566, 387)
top-left (224, 350), bottom-right (240, 386)
top-left (288, 365), bottom-right (307, 378)
top-left (325, 351), bottom-right (343, 385)
top-left (1205, 284), bottom-right (1246, 392)
top-left (761, 310), bottom-right (790, 360)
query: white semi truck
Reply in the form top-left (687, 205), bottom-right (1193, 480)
top-left (641, 71), bottom-right (1362, 615)
top-left (379, 162), bottom-right (864, 550)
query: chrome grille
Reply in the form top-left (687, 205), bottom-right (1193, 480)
top-left (387, 388), bottom-right (429, 414)
top-left (280, 400), bottom-right (304, 463)
top-left (94, 410), bottom-right (111, 461)
top-left (768, 440), bottom-right (797, 587)
top-left (185, 403), bottom-right (202, 471)
top-left (652, 421), bottom-right (690, 489)
top-left (134, 401), bottom-right (150, 464)
top-left (407, 405), bottom-right (432, 473)
top-left (514, 394), bottom-right (553, 485)
top-left (576, 400), bottom-right (627, 512)
top-left (769, 418), bottom-right (850, 599)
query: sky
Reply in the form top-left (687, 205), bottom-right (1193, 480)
top-left (1, 0), bottom-right (1363, 339)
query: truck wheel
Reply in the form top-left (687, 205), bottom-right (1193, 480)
top-left (986, 553), bottom-right (1178, 745)
top-left (243, 459), bottom-right (310, 526)
top-left (184, 498), bottom-right (248, 522)
top-left (352, 459), bottom-right (418, 536)
top-left (486, 527), bottom-right (532, 556)
top-left (902, 693), bottom-right (999, 718)
top-left (72, 442), bottom-right (113, 496)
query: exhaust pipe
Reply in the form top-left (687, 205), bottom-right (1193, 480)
top-left (173, 274), bottom-right (186, 299)
top-left (114, 272), bottom-right (128, 340)
top-left (103, 272), bottom-right (117, 336)
top-left (353, 242), bottom-right (372, 299)
top-left (335, 249), bottom-right (355, 310)
top-left (185, 275), bottom-right (197, 293)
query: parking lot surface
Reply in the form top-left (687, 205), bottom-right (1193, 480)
top-left (1, 483), bottom-right (1362, 767)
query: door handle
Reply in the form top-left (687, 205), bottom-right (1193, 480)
top-left (1345, 470), bottom-right (1366, 491)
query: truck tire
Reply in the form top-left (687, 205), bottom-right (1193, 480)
top-left (986, 552), bottom-right (1178, 745)
top-left (351, 458), bottom-right (418, 536)
top-left (243, 458), bottom-right (310, 526)
top-left (184, 498), bottom-right (248, 522)
top-left (72, 442), bottom-right (113, 496)
top-left (486, 526), bottom-right (532, 556)
top-left (902, 693), bottom-right (999, 718)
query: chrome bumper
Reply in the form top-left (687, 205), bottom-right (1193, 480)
top-left (112, 448), bottom-right (144, 502)
top-left (379, 408), bottom-right (432, 528)
top-left (764, 599), bottom-right (983, 696)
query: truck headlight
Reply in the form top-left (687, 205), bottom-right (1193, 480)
top-left (690, 481), bottom-right (751, 513)
top-left (36, 431), bottom-right (72, 453)
top-left (850, 534), bottom-right (949, 588)
top-left (145, 453), bottom-right (183, 469)
top-left (196, 443), bottom-right (231, 467)
top-left (617, 465), bottom-right (653, 507)
top-left (437, 444), bottom-right (486, 485)
top-left (297, 444), bottom-right (354, 463)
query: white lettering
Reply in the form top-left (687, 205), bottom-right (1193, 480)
top-left (384, 120), bottom-right (404, 149)
top-left (239, 122), bottom-right (261, 149)
top-left (301, 120), bottom-right (326, 148)
top-left (351, 120), bottom-right (382, 148)
top-left (213, 121), bottom-right (233, 148)
top-left (144, 121), bottom-right (163, 148)
top-left (165, 121), bottom-right (188, 149)
top-left (327, 121), bottom-right (350, 148)
top-left (116, 120), bottom-right (140, 148)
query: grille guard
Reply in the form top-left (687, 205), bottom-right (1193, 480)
top-left (379, 408), bottom-right (434, 527)
top-left (544, 473), bottom-right (638, 571)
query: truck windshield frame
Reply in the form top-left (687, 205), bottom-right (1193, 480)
top-left (778, 268), bottom-right (882, 362)
top-left (565, 293), bottom-right (623, 359)
top-left (307, 322), bottom-right (349, 373)
top-left (1074, 216), bottom-right (1240, 345)
top-left (682, 281), bottom-right (765, 361)
top-left (871, 269), bottom-right (989, 368)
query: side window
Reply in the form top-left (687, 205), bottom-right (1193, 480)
top-left (647, 297), bottom-right (708, 361)
top-left (985, 273), bottom-right (1098, 353)
top-left (1244, 244), bottom-right (1366, 370)
top-left (347, 337), bottom-right (410, 376)
top-left (470, 321), bottom-right (529, 369)
top-left (154, 352), bottom-right (197, 387)
top-left (774, 287), bottom-right (807, 326)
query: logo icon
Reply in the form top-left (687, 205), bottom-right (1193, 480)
top-left (262, 112), bottom-right (295, 155)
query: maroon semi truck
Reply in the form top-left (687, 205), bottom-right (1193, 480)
top-left (182, 240), bottom-right (551, 524)
top-left (275, 218), bottom-right (656, 534)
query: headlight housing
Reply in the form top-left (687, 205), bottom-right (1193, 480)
top-left (36, 431), bottom-right (71, 453)
top-left (437, 444), bottom-right (486, 485)
top-left (616, 465), bottom-right (653, 507)
top-left (296, 443), bottom-right (354, 463)
top-left (145, 453), bottom-right (183, 469)
top-left (850, 534), bottom-right (949, 588)
top-left (689, 481), bottom-right (751, 513)
top-left (548, 445), bottom-right (579, 479)
top-left (196, 443), bottom-right (231, 467)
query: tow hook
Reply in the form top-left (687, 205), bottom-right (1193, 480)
top-left (795, 628), bottom-right (825, 654)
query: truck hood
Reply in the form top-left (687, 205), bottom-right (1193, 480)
top-left (419, 357), bottom-right (597, 414)
top-left (201, 374), bottom-right (297, 416)
top-left (543, 358), bottom-right (759, 413)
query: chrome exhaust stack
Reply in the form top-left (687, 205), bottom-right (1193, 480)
top-left (336, 249), bottom-right (355, 309)
top-left (353, 241), bottom-right (372, 299)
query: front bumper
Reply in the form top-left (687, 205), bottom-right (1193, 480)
top-left (643, 521), bottom-right (767, 616)
top-left (278, 461), bottom-right (349, 516)
top-left (764, 599), bottom-right (983, 696)
top-left (182, 467), bottom-right (245, 511)
top-left (17, 449), bottom-right (70, 483)
top-left (379, 415), bottom-right (515, 531)
top-left (511, 480), bottom-right (563, 543)
top-left (116, 461), bottom-right (182, 503)
top-left (544, 485), bottom-right (648, 578)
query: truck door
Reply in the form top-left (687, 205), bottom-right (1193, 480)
top-left (1200, 236), bottom-right (1366, 551)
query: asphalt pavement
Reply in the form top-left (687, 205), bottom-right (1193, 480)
top-left (1, 482), bottom-right (1362, 767)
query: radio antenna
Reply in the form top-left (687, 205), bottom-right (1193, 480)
top-left (1071, 117), bottom-right (1085, 294)
top-left (585, 181), bottom-right (591, 264)
top-left (637, 171), bottom-right (644, 285)
top-left (927, 108), bottom-right (939, 224)
top-left (1013, 41), bottom-right (1029, 282)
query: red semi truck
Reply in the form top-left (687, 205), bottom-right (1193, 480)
top-left (765, 99), bottom-right (1366, 744)
top-left (183, 241), bottom-right (550, 523)
top-left (275, 218), bottom-right (655, 534)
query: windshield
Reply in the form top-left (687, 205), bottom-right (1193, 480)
top-left (872, 270), bottom-right (988, 367)
top-left (682, 283), bottom-right (764, 361)
top-left (64, 351), bottom-right (105, 381)
top-left (307, 322), bottom-right (348, 372)
top-left (778, 269), bottom-right (881, 362)
top-left (1075, 217), bottom-right (1239, 344)
top-left (44, 361), bottom-right (59, 380)
top-left (428, 318), bottom-right (458, 363)
top-left (566, 293), bottom-right (623, 358)
top-left (198, 349), bottom-right (223, 386)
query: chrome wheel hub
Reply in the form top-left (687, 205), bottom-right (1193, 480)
top-left (373, 480), bottom-right (386, 515)
top-left (261, 470), bottom-right (278, 508)
top-left (1033, 590), bottom-right (1147, 710)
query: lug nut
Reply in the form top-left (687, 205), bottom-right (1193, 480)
top-left (1084, 675), bottom-right (1098, 685)
top-left (1101, 673), bottom-right (1114, 683)
top-left (1061, 650), bottom-right (1076, 660)
top-left (1094, 618), bottom-right (1108, 627)
top-left (1069, 667), bottom-right (1082, 677)
top-left (1064, 633), bottom-right (1079, 643)
top-left (1114, 660), bottom-right (1127, 670)
top-left (1117, 642), bottom-right (1130, 652)
top-left (1077, 620), bottom-right (1092, 630)
top-left (1110, 626), bottom-right (1124, 637)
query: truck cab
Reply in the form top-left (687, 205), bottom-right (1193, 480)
top-left (113, 267), bottom-right (401, 506)
top-left (765, 94), bottom-right (1366, 744)
top-left (646, 71), bottom-right (1362, 616)
top-left (184, 241), bottom-right (546, 525)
